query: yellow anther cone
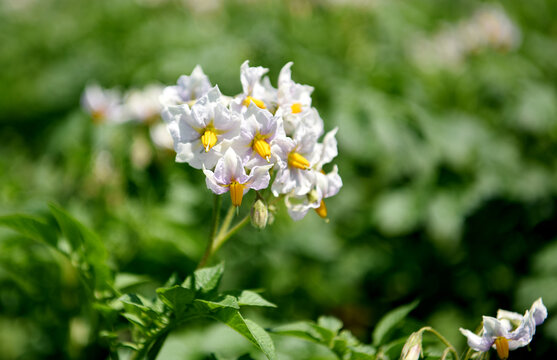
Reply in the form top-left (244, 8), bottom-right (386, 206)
top-left (229, 182), bottom-right (245, 207)
top-left (201, 129), bottom-right (218, 152)
top-left (291, 103), bottom-right (302, 114)
top-left (288, 152), bottom-right (310, 170)
top-left (243, 96), bottom-right (266, 109)
top-left (315, 200), bottom-right (328, 219)
top-left (495, 337), bottom-right (509, 360)
top-left (253, 139), bottom-right (271, 162)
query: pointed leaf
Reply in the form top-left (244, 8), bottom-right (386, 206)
top-left (0, 214), bottom-right (58, 247)
top-left (318, 316), bottom-right (343, 335)
top-left (269, 321), bottom-right (322, 343)
top-left (194, 294), bottom-right (239, 311)
top-left (157, 285), bottom-right (195, 316)
top-left (183, 262), bottom-right (224, 293)
top-left (213, 308), bottom-right (276, 360)
top-left (372, 300), bottom-right (419, 346)
top-left (234, 290), bottom-right (276, 308)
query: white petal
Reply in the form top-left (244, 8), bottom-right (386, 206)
top-left (459, 328), bottom-right (493, 352)
top-left (203, 167), bottom-right (229, 195)
top-left (246, 165), bottom-right (272, 190)
top-left (530, 298), bottom-right (548, 326)
top-left (483, 316), bottom-right (509, 338)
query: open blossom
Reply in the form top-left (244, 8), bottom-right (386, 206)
top-left (160, 65), bottom-right (212, 106)
top-left (277, 62), bottom-right (313, 112)
top-left (460, 298), bottom-right (547, 360)
top-left (203, 148), bottom-right (271, 206)
top-left (284, 128), bottom-right (342, 220)
top-left (162, 86), bottom-right (241, 169)
top-left (230, 104), bottom-right (288, 169)
top-left (81, 83), bottom-right (127, 123)
top-left (231, 61), bottom-right (277, 113)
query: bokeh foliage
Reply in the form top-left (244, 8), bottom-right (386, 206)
top-left (1, 0), bottom-right (557, 358)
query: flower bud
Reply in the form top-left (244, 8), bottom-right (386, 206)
top-left (267, 204), bottom-right (277, 225)
top-left (251, 199), bottom-right (268, 229)
top-left (401, 330), bottom-right (423, 360)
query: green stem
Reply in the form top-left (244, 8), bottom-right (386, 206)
top-left (422, 327), bottom-right (459, 360)
top-left (197, 195), bottom-right (221, 269)
top-left (212, 214), bottom-right (251, 253)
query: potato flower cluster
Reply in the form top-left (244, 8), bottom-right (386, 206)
top-left (160, 61), bottom-right (342, 221)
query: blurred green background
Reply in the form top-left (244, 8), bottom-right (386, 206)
top-left (1, 0), bottom-right (557, 358)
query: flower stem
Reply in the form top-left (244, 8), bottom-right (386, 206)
top-left (197, 195), bottom-right (221, 269)
top-left (422, 327), bottom-right (459, 360)
top-left (212, 214), bottom-right (250, 253)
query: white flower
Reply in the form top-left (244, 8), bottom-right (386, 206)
top-left (162, 86), bottom-right (240, 169)
top-left (125, 84), bottom-right (164, 123)
top-left (229, 104), bottom-right (288, 169)
top-left (160, 65), bottom-right (212, 106)
top-left (284, 128), bottom-right (341, 220)
top-left (277, 62), bottom-right (313, 111)
top-left (149, 123), bottom-right (174, 150)
top-left (271, 126), bottom-right (319, 197)
top-left (81, 83), bottom-right (127, 123)
top-left (460, 298), bottom-right (548, 360)
top-left (203, 148), bottom-right (272, 206)
top-left (231, 61), bottom-right (277, 113)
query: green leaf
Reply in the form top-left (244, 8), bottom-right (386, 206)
top-left (183, 262), bottom-right (224, 293)
top-left (156, 285), bottom-right (195, 316)
top-left (48, 203), bottom-right (112, 290)
top-left (0, 214), bottom-right (58, 247)
top-left (194, 294), bottom-right (239, 311)
top-left (269, 321), bottom-right (322, 343)
top-left (213, 308), bottom-right (276, 360)
top-left (234, 290), bottom-right (276, 308)
top-left (372, 300), bottom-right (419, 346)
top-left (119, 293), bottom-right (161, 324)
top-left (318, 316), bottom-right (343, 335)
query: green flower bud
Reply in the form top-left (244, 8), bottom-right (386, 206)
top-left (251, 199), bottom-right (268, 230)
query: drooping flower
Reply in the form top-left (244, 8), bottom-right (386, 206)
top-left (81, 83), bottom-right (127, 123)
top-left (162, 86), bottom-right (241, 169)
top-left (203, 148), bottom-right (272, 206)
top-left (160, 65), bottom-right (212, 106)
top-left (459, 298), bottom-right (548, 360)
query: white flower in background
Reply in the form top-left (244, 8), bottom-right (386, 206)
top-left (460, 298), bottom-right (547, 360)
top-left (149, 123), bottom-right (174, 151)
top-left (125, 84), bottom-right (164, 123)
top-left (231, 61), bottom-right (277, 113)
top-left (160, 65), bottom-right (212, 106)
top-left (411, 5), bottom-right (520, 71)
top-left (81, 83), bottom-right (128, 123)
top-left (203, 148), bottom-right (272, 207)
top-left (230, 104), bottom-right (288, 169)
top-left (162, 86), bottom-right (241, 169)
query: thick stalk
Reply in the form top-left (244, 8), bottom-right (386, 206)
top-left (211, 214), bottom-right (251, 253)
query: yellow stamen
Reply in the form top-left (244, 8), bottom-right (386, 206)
top-left (253, 138), bottom-right (271, 162)
top-left (291, 103), bottom-right (302, 114)
top-left (315, 200), bottom-right (328, 219)
top-left (288, 152), bottom-right (310, 170)
top-left (201, 129), bottom-right (218, 152)
top-left (229, 181), bottom-right (246, 207)
top-left (91, 110), bottom-right (106, 123)
top-left (495, 337), bottom-right (509, 360)
top-left (243, 96), bottom-right (266, 109)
